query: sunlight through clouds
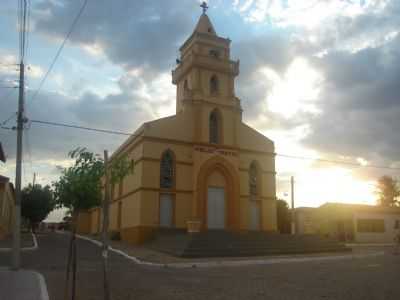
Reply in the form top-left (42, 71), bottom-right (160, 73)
top-left (125, 71), bottom-right (176, 119)
top-left (2, 0), bottom-right (399, 217)
top-left (295, 167), bottom-right (377, 207)
top-left (261, 58), bottom-right (322, 118)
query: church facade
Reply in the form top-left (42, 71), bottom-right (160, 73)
top-left (84, 11), bottom-right (277, 244)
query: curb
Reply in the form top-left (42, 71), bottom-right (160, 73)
top-left (346, 243), bottom-right (395, 247)
top-left (74, 233), bottom-right (156, 266)
top-left (0, 232), bottom-right (38, 252)
top-left (0, 269), bottom-right (49, 300)
top-left (65, 232), bottom-right (386, 269)
top-left (32, 270), bottom-right (50, 300)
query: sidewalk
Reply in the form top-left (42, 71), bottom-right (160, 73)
top-left (71, 232), bottom-right (385, 268)
top-left (0, 269), bottom-right (49, 300)
top-left (0, 232), bottom-right (37, 251)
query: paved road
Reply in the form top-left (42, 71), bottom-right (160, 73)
top-left (1, 233), bottom-right (399, 300)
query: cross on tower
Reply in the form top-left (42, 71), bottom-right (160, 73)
top-left (200, 1), bottom-right (208, 14)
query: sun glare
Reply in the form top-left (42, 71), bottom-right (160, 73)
top-left (262, 58), bottom-right (322, 118)
top-left (292, 167), bottom-right (377, 207)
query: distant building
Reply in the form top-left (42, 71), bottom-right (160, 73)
top-left (0, 175), bottom-right (15, 240)
top-left (39, 221), bottom-right (65, 232)
top-left (79, 9), bottom-right (277, 244)
top-left (295, 203), bottom-right (400, 243)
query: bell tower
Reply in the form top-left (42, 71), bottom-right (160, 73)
top-left (172, 3), bottom-right (240, 114)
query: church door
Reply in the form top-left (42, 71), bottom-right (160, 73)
top-left (160, 194), bottom-right (173, 227)
top-left (207, 187), bottom-right (225, 229)
top-left (249, 201), bottom-right (261, 230)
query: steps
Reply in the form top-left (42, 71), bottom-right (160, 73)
top-left (147, 230), bottom-right (350, 258)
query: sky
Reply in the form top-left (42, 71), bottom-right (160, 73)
top-left (1, 0), bottom-right (400, 222)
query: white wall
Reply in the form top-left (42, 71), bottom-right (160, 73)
top-left (354, 211), bottom-right (400, 243)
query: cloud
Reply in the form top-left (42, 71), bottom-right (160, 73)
top-left (0, 68), bottom-right (176, 185)
top-left (33, 0), bottom-right (199, 73)
top-left (2, 0), bottom-right (400, 208)
top-left (304, 33), bottom-right (400, 166)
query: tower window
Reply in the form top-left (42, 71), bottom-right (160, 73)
top-left (210, 75), bottom-right (219, 94)
top-left (209, 109), bottom-right (221, 144)
top-left (160, 150), bottom-right (174, 188)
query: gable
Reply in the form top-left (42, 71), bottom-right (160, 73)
top-left (239, 123), bottom-right (274, 153)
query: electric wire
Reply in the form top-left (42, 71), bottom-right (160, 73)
top-left (30, 119), bottom-right (133, 136)
top-left (29, 0), bottom-right (89, 102)
top-left (26, 118), bottom-right (400, 172)
top-left (1, 112), bottom-right (17, 126)
top-left (275, 154), bottom-right (400, 171)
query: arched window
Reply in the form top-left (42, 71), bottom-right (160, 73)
top-left (209, 109), bottom-right (220, 144)
top-left (160, 150), bottom-right (174, 188)
top-left (209, 49), bottom-right (220, 59)
top-left (184, 79), bottom-right (188, 91)
top-left (249, 162), bottom-right (258, 199)
top-left (210, 75), bottom-right (218, 94)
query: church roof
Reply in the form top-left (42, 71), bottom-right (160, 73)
top-left (193, 13), bottom-right (217, 36)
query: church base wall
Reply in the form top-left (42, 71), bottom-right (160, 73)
top-left (120, 226), bottom-right (156, 245)
top-left (262, 200), bottom-right (278, 231)
top-left (89, 208), bottom-right (100, 235)
top-left (75, 211), bottom-right (92, 235)
top-left (175, 193), bottom-right (193, 228)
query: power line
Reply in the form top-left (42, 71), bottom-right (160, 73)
top-left (0, 79), bottom-right (18, 83)
top-left (30, 119), bottom-right (132, 136)
top-left (30, 0), bottom-right (89, 102)
top-left (1, 112), bottom-right (17, 126)
top-left (27, 118), bottom-right (400, 172)
top-left (276, 153), bottom-right (400, 171)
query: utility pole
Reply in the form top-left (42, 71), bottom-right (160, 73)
top-left (291, 176), bottom-right (296, 235)
top-left (101, 150), bottom-right (111, 300)
top-left (12, 61), bottom-right (25, 270)
top-left (33, 172), bottom-right (36, 187)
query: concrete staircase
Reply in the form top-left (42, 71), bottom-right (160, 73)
top-left (147, 229), bottom-right (350, 258)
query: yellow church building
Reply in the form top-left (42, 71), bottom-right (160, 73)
top-left (84, 10), bottom-right (277, 244)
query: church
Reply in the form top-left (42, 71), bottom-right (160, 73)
top-left (82, 8), bottom-right (278, 244)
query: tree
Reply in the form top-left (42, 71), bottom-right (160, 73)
top-left (276, 199), bottom-right (291, 234)
top-left (376, 175), bottom-right (399, 207)
top-left (21, 184), bottom-right (54, 231)
top-left (53, 148), bottom-right (104, 213)
top-left (53, 147), bottom-right (133, 213)
top-left (53, 147), bottom-right (133, 300)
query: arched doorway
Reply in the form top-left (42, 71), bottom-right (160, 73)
top-left (207, 170), bottom-right (226, 229)
top-left (195, 156), bottom-right (240, 230)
